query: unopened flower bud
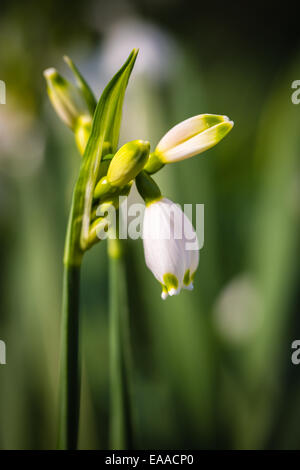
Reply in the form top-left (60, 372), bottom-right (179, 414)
top-left (44, 67), bottom-right (92, 130)
top-left (107, 140), bottom-right (150, 187)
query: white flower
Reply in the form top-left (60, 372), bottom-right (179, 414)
top-left (156, 114), bottom-right (233, 163)
top-left (142, 198), bottom-right (199, 299)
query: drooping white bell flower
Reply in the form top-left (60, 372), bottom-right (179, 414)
top-left (144, 114), bottom-right (234, 173)
top-left (142, 197), bottom-right (199, 299)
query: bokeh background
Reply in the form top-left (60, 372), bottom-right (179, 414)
top-left (1, 0), bottom-right (300, 450)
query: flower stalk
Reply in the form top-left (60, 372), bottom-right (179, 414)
top-left (108, 224), bottom-right (134, 449)
top-left (58, 261), bottom-right (81, 450)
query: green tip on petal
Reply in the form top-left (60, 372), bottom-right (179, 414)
top-left (215, 120), bottom-right (234, 140)
top-left (44, 68), bottom-right (69, 92)
top-left (183, 269), bottom-right (190, 286)
top-left (202, 114), bottom-right (230, 128)
top-left (183, 269), bottom-right (194, 291)
top-left (160, 284), bottom-right (168, 300)
top-left (163, 273), bottom-right (180, 296)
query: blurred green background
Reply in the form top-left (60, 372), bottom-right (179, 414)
top-left (1, 0), bottom-right (300, 450)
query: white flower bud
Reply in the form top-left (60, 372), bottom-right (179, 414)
top-left (144, 114), bottom-right (233, 173)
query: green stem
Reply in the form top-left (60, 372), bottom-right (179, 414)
top-left (108, 235), bottom-right (134, 450)
top-left (58, 262), bottom-right (81, 450)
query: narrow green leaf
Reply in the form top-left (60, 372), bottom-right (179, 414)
top-left (64, 55), bottom-right (97, 115)
top-left (64, 49), bottom-right (138, 264)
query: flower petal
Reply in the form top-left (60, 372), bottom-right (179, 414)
top-left (143, 198), bottom-right (186, 288)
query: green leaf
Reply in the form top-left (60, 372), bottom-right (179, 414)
top-left (64, 49), bottom-right (138, 264)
